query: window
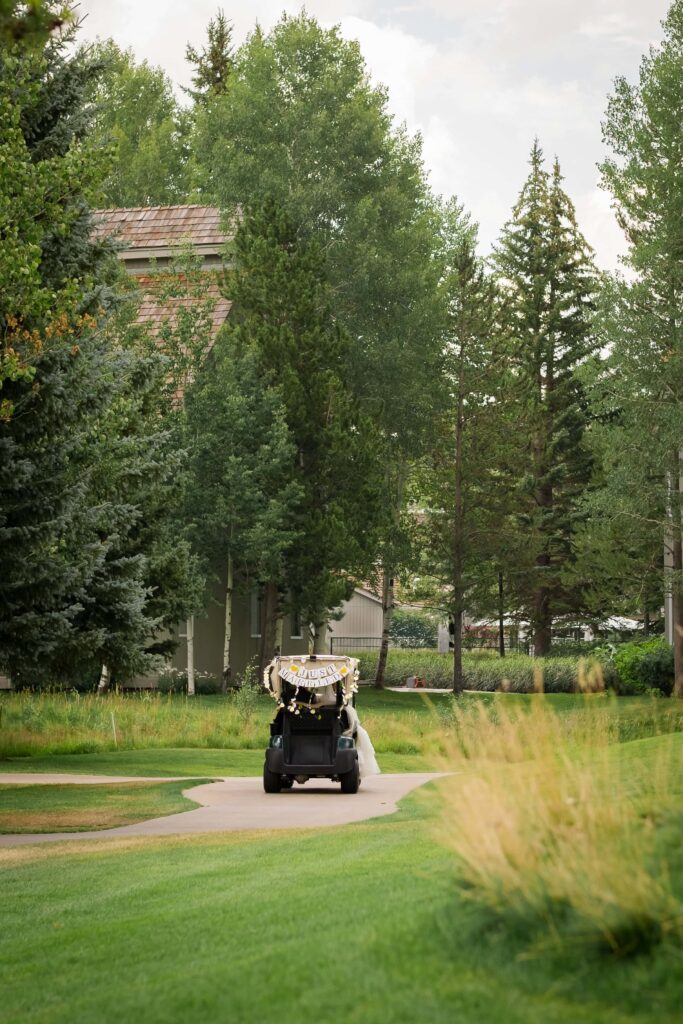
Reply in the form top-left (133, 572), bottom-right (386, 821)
top-left (250, 589), bottom-right (263, 638)
top-left (290, 607), bottom-right (303, 640)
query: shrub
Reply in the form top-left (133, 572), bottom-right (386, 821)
top-left (389, 610), bottom-right (438, 649)
top-left (614, 639), bottom-right (674, 697)
top-left (353, 649), bottom-right (617, 693)
top-left (157, 668), bottom-right (221, 695)
top-left (545, 638), bottom-right (621, 658)
top-left (230, 662), bottom-right (262, 721)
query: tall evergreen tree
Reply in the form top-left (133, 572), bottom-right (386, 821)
top-left (225, 198), bottom-right (385, 664)
top-left (493, 144), bottom-right (598, 655)
top-left (0, 23), bottom-right (120, 681)
top-left (0, 20), bottom-right (198, 685)
top-left (595, 0), bottom-right (683, 696)
top-left (184, 8), bottom-right (234, 104)
top-left (0, 0), bottom-right (68, 45)
top-left (420, 204), bottom-right (515, 692)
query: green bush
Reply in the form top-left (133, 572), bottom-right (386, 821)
top-left (613, 639), bottom-right (674, 697)
top-left (389, 610), bottom-right (438, 649)
top-left (229, 662), bottom-right (262, 721)
top-left (545, 639), bottom-right (620, 658)
top-left (157, 668), bottom-right (221, 695)
top-left (353, 649), bottom-right (617, 693)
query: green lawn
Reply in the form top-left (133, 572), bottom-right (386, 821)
top-left (1, 699), bottom-right (682, 1022)
top-left (0, 779), bottom-right (209, 833)
top-left (2, 768), bottom-right (682, 1024)
top-left (0, 747), bottom-right (433, 776)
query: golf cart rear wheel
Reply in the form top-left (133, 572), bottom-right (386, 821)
top-left (340, 760), bottom-right (360, 794)
top-left (263, 765), bottom-right (282, 793)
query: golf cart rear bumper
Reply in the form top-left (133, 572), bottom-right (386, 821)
top-left (265, 748), bottom-right (357, 777)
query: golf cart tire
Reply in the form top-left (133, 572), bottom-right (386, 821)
top-left (263, 765), bottom-right (282, 793)
top-left (340, 760), bottom-right (360, 794)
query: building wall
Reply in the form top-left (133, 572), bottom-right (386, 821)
top-left (171, 576), bottom-right (308, 681)
top-left (327, 590), bottom-right (383, 647)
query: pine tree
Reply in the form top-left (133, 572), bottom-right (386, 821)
top-left (0, 23), bottom-right (199, 686)
top-left (493, 143), bottom-right (598, 655)
top-left (0, 26), bottom-right (119, 681)
top-left (0, 0), bottom-right (68, 45)
top-left (595, 0), bottom-right (683, 696)
top-left (420, 204), bottom-right (514, 692)
top-left (185, 9), bottom-right (234, 104)
top-left (225, 198), bottom-right (384, 664)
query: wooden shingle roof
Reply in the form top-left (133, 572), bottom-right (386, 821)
top-left (133, 276), bottom-right (232, 337)
top-left (93, 205), bottom-right (227, 252)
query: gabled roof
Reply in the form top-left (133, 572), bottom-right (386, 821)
top-left (93, 204), bottom-right (226, 249)
top-left (353, 586), bottom-right (383, 605)
top-left (93, 205), bottom-right (230, 272)
top-left (134, 275), bottom-right (232, 337)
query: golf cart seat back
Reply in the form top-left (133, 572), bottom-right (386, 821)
top-left (281, 706), bottom-right (347, 767)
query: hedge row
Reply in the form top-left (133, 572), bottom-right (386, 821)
top-left (355, 649), bottom-right (622, 694)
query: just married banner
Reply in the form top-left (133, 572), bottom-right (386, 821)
top-left (277, 660), bottom-right (349, 688)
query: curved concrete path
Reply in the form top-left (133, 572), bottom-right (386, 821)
top-left (0, 772), bottom-right (443, 847)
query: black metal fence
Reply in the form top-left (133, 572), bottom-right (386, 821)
top-left (329, 635), bottom-right (608, 657)
top-left (330, 637), bottom-right (383, 654)
top-left (329, 636), bottom-right (531, 654)
top-left (330, 636), bottom-right (443, 653)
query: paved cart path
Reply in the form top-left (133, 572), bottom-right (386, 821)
top-left (0, 772), bottom-right (443, 847)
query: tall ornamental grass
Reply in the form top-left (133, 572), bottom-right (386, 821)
top-left (437, 694), bottom-right (683, 954)
top-left (1, 685), bottom-right (681, 761)
top-left (354, 649), bottom-right (619, 691)
top-left (0, 691), bottom-right (448, 759)
top-left (0, 692), bottom-right (273, 757)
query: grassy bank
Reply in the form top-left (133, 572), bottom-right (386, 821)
top-left (0, 746), bottom-right (435, 776)
top-left (1, 689), bottom-right (682, 768)
top-left (0, 779), bottom-right (209, 834)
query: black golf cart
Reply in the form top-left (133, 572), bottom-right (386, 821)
top-left (263, 655), bottom-right (361, 794)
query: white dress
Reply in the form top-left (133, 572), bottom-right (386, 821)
top-left (344, 704), bottom-right (381, 778)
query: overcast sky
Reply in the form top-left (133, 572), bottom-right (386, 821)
top-left (76, 0), bottom-right (671, 270)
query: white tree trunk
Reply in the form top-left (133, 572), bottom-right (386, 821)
top-left (187, 615), bottom-right (195, 696)
top-left (313, 622), bottom-right (328, 654)
top-left (97, 663), bottom-right (110, 696)
top-left (222, 553), bottom-right (233, 691)
top-left (374, 568), bottom-right (394, 688)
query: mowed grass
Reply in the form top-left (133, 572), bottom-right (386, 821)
top-left (0, 779), bottom-right (209, 833)
top-left (0, 746), bottom-right (434, 777)
top-left (2, 760), bottom-right (683, 1024)
top-left (2, 698), bottom-right (683, 1022)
